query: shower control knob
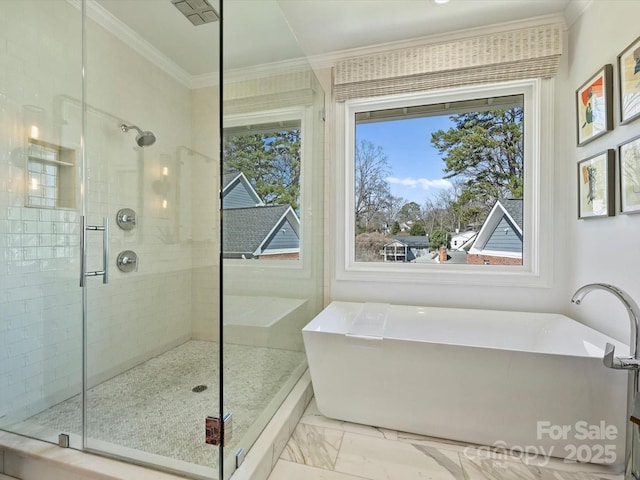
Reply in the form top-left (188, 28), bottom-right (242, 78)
top-left (116, 250), bottom-right (138, 273)
top-left (116, 208), bottom-right (137, 230)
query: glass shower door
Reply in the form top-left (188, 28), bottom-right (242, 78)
top-left (0, 0), bottom-right (84, 450)
top-left (81, 0), bottom-right (223, 478)
top-left (0, 1), bottom-right (224, 477)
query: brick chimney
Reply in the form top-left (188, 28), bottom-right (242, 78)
top-left (439, 245), bottom-right (447, 263)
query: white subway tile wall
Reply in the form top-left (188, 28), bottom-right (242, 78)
top-left (0, 0), bottom-right (84, 426)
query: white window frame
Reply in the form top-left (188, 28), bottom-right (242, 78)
top-left (223, 106), bottom-right (313, 277)
top-left (334, 78), bottom-right (554, 287)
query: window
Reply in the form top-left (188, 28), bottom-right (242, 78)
top-left (355, 94), bottom-right (524, 266)
top-left (336, 79), bottom-right (554, 286)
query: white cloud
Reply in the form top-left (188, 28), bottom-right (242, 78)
top-left (387, 176), bottom-right (452, 190)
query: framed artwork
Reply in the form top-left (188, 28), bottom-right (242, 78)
top-left (619, 135), bottom-right (640, 214)
top-left (576, 65), bottom-right (613, 146)
top-left (577, 150), bottom-right (615, 219)
top-left (618, 36), bottom-right (640, 124)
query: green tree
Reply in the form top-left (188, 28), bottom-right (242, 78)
top-left (409, 222), bottom-right (426, 236)
top-left (431, 107), bottom-right (523, 218)
top-left (429, 229), bottom-right (451, 250)
top-left (391, 221), bottom-right (401, 235)
top-left (223, 129), bottom-right (301, 210)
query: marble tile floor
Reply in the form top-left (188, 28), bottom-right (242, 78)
top-left (268, 399), bottom-right (624, 480)
top-left (15, 340), bottom-right (305, 469)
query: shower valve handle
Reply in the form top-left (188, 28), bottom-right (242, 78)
top-left (116, 250), bottom-right (138, 273)
top-left (604, 342), bottom-right (640, 369)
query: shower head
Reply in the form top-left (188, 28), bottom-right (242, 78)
top-left (121, 124), bottom-right (156, 147)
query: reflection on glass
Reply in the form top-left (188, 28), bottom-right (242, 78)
top-left (223, 120), bottom-right (302, 261)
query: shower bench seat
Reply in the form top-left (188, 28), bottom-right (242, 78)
top-left (223, 295), bottom-right (308, 350)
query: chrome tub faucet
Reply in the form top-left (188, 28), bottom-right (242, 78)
top-left (572, 283), bottom-right (640, 480)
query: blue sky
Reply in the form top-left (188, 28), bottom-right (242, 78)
top-left (356, 115), bottom-right (454, 205)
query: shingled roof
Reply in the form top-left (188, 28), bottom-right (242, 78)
top-left (223, 204), bottom-right (294, 257)
top-left (390, 236), bottom-right (429, 248)
top-left (501, 198), bottom-right (523, 229)
top-left (222, 171), bottom-right (241, 191)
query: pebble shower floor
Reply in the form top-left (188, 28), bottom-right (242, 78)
top-left (22, 340), bottom-right (305, 467)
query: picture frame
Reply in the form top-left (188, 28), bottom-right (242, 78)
top-left (576, 65), bottom-right (613, 146)
top-left (618, 135), bottom-right (640, 214)
top-left (577, 150), bottom-right (615, 219)
top-left (618, 36), bottom-right (640, 124)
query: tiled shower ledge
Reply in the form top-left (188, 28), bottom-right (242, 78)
top-left (0, 371), bottom-right (313, 480)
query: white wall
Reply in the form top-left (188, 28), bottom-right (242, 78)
top-left (322, 1), bottom-right (640, 345)
top-left (565, 0), bottom-right (640, 343)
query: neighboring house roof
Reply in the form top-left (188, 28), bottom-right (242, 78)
top-left (501, 198), bottom-right (523, 229)
top-left (451, 230), bottom-right (478, 251)
top-left (223, 204), bottom-right (299, 258)
top-left (222, 171), bottom-right (263, 208)
top-left (388, 236), bottom-right (429, 248)
top-left (413, 250), bottom-right (469, 264)
top-left (459, 232), bottom-right (478, 252)
top-left (469, 198), bottom-right (523, 258)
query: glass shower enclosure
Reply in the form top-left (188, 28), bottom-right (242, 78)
top-left (0, 1), bottom-right (324, 479)
top-left (221, 0), bottom-right (325, 477)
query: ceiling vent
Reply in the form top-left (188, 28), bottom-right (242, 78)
top-left (172, 0), bottom-right (219, 26)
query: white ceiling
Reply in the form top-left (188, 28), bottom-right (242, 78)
top-left (94, 0), bottom-right (574, 80)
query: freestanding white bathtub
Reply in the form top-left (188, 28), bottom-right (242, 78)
top-left (303, 301), bottom-right (629, 465)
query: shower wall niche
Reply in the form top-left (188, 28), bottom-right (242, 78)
top-left (26, 137), bottom-right (77, 209)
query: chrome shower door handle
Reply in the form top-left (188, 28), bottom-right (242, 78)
top-left (80, 215), bottom-right (86, 287)
top-left (80, 216), bottom-right (109, 286)
top-left (102, 217), bottom-right (109, 284)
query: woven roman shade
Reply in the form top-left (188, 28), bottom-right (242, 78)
top-left (224, 68), bottom-right (316, 115)
top-left (334, 23), bottom-right (562, 102)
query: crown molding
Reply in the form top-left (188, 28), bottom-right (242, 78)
top-left (65, 3), bottom-right (570, 90)
top-left (190, 72), bottom-right (220, 89)
top-left (86, 0), bottom-right (192, 87)
top-left (67, 0), bottom-right (193, 88)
